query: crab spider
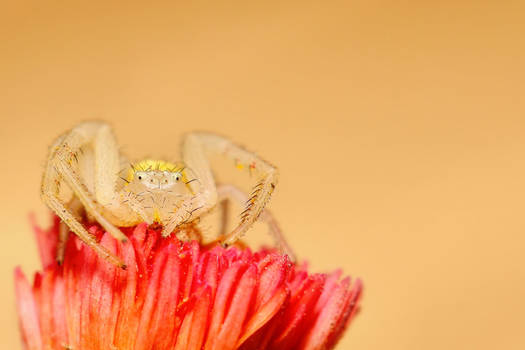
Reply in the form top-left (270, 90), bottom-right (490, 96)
top-left (41, 121), bottom-right (294, 269)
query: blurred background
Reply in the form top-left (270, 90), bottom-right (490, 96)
top-left (1, 1), bottom-right (524, 349)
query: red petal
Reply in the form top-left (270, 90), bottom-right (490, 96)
top-left (254, 255), bottom-right (290, 310)
top-left (237, 286), bottom-right (289, 347)
top-left (214, 264), bottom-right (257, 350)
top-left (51, 272), bottom-right (68, 347)
top-left (174, 285), bottom-right (212, 350)
top-left (325, 278), bottom-right (363, 348)
top-left (301, 277), bottom-right (363, 350)
top-left (38, 269), bottom-right (67, 349)
top-left (197, 252), bottom-right (220, 298)
top-left (113, 229), bottom-right (140, 349)
top-left (87, 233), bottom-right (120, 349)
top-left (78, 239), bottom-right (99, 350)
top-left (204, 261), bottom-right (244, 349)
top-left (135, 243), bottom-right (181, 349)
top-left (271, 274), bottom-right (325, 349)
top-left (14, 267), bottom-right (43, 350)
top-left (63, 238), bottom-right (94, 349)
top-left (31, 214), bottom-right (59, 269)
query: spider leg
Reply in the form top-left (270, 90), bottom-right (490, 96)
top-left (56, 197), bottom-right (84, 264)
top-left (161, 193), bottom-right (205, 237)
top-left (42, 122), bottom-right (130, 268)
top-left (91, 122), bottom-right (144, 226)
top-left (57, 223), bottom-right (69, 265)
top-left (181, 132), bottom-right (279, 248)
top-left (50, 122), bottom-right (129, 242)
top-left (219, 196), bottom-right (229, 236)
top-left (217, 184), bottom-right (295, 262)
top-left (41, 179), bottom-right (126, 269)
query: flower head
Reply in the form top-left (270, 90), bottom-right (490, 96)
top-left (15, 216), bottom-right (362, 350)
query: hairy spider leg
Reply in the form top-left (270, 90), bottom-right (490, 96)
top-left (181, 132), bottom-right (279, 248)
top-left (217, 184), bottom-right (296, 262)
top-left (41, 131), bottom-right (126, 268)
top-left (41, 122), bottom-right (138, 268)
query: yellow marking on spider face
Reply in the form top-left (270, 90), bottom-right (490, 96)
top-left (153, 208), bottom-right (162, 223)
top-left (127, 160), bottom-right (183, 181)
top-left (236, 163), bottom-right (244, 170)
top-left (126, 159), bottom-right (196, 194)
top-left (135, 159), bottom-right (181, 172)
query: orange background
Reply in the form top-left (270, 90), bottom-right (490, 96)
top-left (1, 1), bottom-right (524, 349)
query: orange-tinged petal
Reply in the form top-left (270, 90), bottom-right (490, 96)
top-left (301, 278), bottom-right (353, 350)
top-left (215, 264), bottom-right (258, 350)
top-left (204, 262), bottom-right (244, 350)
top-left (237, 286), bottom-right (289, 347)
top-left (271, 274), bottom-right (325, 349)
top-left (88, 233), bottom-right (120, 350)
top-left (174, 285), bottom-right (212, 350)
top-left (254, 255), bottom-right (290, 310)
top-left (135, 244), bottom-right (181, 349)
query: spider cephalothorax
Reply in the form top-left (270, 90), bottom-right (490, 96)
top-left (41, 121), bottom-right (294, 268)
top-left (121, 160), bottom-right (197, 226)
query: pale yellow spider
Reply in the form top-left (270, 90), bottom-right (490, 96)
top-left (41, 121), bottom-right (294, 269)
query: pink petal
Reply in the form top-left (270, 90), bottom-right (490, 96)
top-left (88, 233), bottom-right (120, 349)
top-left (214, 264), bottom-right (258, 350)
top-left (63, 237), bottom-right (92, 349)
top-left (14, 267), bottom-right (42, 350)
top-left (237, 286), bottom-right (289, 347)
top-left (271, 275), bottom-right (325, 349)
top-left (31, 214), bottom-right (59, 269)
top-left (51, 273), bottom-right (68, 347)
top-left (204, 262), bottom-right (244, 349)
top-left (325, 278), bottom-right (363, 349)
top-left (301, 278), bottom-right (363, 350)
top-left (113, 229), bottom-right (140, 350)
top-left (38, 269), bottom-right (61, 349)
top-left (77, 238), bottom-right (99, 350)
top-left (254, 255), bottom-right (290, 310)
top-left (174, 285), bottom-right (212, 350)
top-left (135, 243), bottom-right (181, 349)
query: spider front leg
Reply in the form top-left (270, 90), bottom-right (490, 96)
top-left (56, 197), bottom-right (84, 264)
top-left (182, 132), bottom-right (279, 248)
top-left (161, 193), bottom-right (210, 237)
top-left (41, 170), bottom-right (126, 269)
top-left (49, 122), bottom-right (129, 243)
top-left (43, 122), bottom-right (133, 268)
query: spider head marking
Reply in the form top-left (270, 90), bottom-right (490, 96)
top-left (133, 170), bottom-right (182, 190)
top-left (125, 159), bottom-right (195, 193)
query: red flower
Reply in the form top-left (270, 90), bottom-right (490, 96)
top-left (15, 216), bottom-right (362, 350)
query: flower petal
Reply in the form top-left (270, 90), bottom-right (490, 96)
top-left (301, 277), bottom-right (363, 350)
top-left (214, 264), bottom-right (257, 350)
top-left (237, 285), bottom-right (289, 348)
top-left (271, 274), bottom-right (325, 349)
top-left (15, 218), bottom-right (362, 350)
top-left (88, 232), bottom-right (120, 349)
top-left (113, 228), bottom-right (141, 350)
top-left (174, 285), bottom-right (212, 350)
top-left (135, 243), bottom-right (181, 349)
top-left (204, 261), bottom-right (244, 349)
top-left (14, 267), bottom-right (42, 350)
top-left (31, 214), bottom-right (59, 269)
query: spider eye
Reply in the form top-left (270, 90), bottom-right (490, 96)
top-left (174, 173), bottom-right (181, 181)
top-left (138, 176), bottom-right (142, 180)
